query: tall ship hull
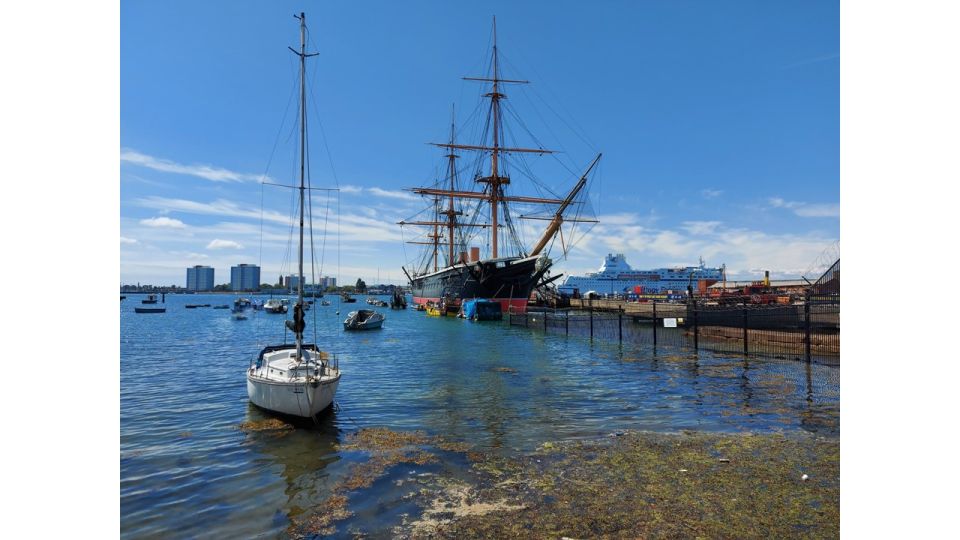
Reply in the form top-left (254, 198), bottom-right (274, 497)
top-left (410, 255), bottom-right (544, 314)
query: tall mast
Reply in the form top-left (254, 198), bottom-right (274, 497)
top-left (486, 17), bottom-right (503, 258)
top-left (431, 197), bottom-right (440, 271)
top-left (290, 12), bottom-right (317, 361)
top-left (297, 12), bottom-right (306, 310)
top-left (444, 104), bottom-right (460, 266)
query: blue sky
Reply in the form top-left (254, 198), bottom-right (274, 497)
top-left (120, 0), bottom-right (839, 286)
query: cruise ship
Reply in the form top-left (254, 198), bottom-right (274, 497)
top-left (558, 254), bottom-right (724, 296)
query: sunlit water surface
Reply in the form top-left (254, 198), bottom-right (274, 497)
top-left (120, 294), bottom-right (839, 537)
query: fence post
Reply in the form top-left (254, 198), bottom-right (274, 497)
top-left (618, 310), bottom-right (623, 344)
top-left (693, 301), bottom-right (699, 351)
top-left (652, 302), bottom-right (658, 348)
top-left (804, 290), bottom-right (812, 362)
top-left (589, 304), bottom-right (594, 340)
top-left (742, 307), bottom-right (749, 356)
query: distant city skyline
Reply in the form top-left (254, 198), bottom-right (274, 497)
top-left (121, 1), bottom-right (839, 286)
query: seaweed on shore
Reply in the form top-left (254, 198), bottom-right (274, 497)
top-left (291, 427), bottom-right (839, 539)
top-left (408, 431), bottom-right (839, 539)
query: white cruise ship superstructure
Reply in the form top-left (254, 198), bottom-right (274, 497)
top-left (558, 254), bottom-right (724, 296)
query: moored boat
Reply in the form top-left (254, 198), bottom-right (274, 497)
top-left (246, 12), bottom-right (340, 419)
top-left (400, 20), bottom-right (600, 315)
top-left (343, 309), bottom-right (385, 330)
top-left (135, 307), bottom-right (166, 314)
top-left (263, 298), bottom-right (288, 314)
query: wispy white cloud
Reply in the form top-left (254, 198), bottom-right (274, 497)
top-left (367, 187), bottom-right (419, 201)
top-left (681, 221), bottom-right (722, 235)
top-left (782, 52), bottom-right (840, 70)
top-left (768, 197), bottom-right (840, 218)
top-left (553, 217), bottom-right (837, 280)
top-left (120, 236), bottom-right (138, 244)
top-left (140, 216), bottom-right (186, 228)
top-left (700, 189), bottom-right (723, 199)
top-left (206, 239), bottom-right (244, 250)
top-left (120, 149), bottom-right (268, 183)
top-left (137, 196), bottom-right (291, 225)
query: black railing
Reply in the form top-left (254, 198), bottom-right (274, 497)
top-left (511, 294), bottom-right (839, 365)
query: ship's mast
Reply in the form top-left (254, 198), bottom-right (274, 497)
top-left (444, 105), bottom-right (461, 266)
top-left (489, 17), bottom-right (502, 258)
top-left (290, 12), bottom-right (317, 362)
top-left (406, 18), bottom-right (602, 267)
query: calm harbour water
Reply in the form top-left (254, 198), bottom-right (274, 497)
top-left (120, 293), bottom-right (839, 538)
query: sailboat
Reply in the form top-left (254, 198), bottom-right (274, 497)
top-left (246, 13), bottom-right (341, 418)
top-left (400, 19), bottom-right (601, 315)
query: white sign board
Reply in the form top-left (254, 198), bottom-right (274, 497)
top-left (663, 317), bottom-right (677, 328)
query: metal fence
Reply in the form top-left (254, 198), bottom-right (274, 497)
top-left (510, 296), bottom-right (840, 365)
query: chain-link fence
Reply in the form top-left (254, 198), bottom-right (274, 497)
top-left (510, 295), bottom-right (839, 365)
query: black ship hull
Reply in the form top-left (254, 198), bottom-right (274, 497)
top-left (409, 255), bottom-right (546, 314)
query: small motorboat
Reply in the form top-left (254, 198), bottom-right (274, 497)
top-left (343, 309), bottom-right (385, 330)
top-left (141, 294), bottom-right (158, 305)
top-left (213, 305), bottom-right (230, 309)
top-left (135, 307), bottom-right (166, 314)
top-left (264, 298), bottom-right (288, 314)
top-left (341, 292), bottom-right (357, 303)
top-left (390, 290), bottom-right (407, 309)
top-left (320, 300), bottom-right (331, 306)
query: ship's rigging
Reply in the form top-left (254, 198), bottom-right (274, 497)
top-left (400, 17), bottom-right (601, 279)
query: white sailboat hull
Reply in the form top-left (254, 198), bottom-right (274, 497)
top-left (247, 372), bottom-right (340, 417)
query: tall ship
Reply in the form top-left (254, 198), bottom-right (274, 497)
top-left (558, 254), bottom-right (725, 296)
top-left (400, 19), bottom-right (601, 314)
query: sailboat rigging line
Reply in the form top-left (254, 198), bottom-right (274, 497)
top-left (498, 49), bottom-right (599, 153)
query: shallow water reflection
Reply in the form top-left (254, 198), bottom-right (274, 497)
top-left (120, 294), bottom-right (839, 537)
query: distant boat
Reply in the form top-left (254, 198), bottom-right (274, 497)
top-left (341, 292), bottom-right (357, 303)
top-left (343, 309), bottom-right (385, 330)
top-left (141, 294), bottom-right (158, 305)
top-left (320, 300), bottom-right (331, 306)
top-left (246, 12), bottom-right (340, 419)
top-left (135, 307), bottom-right (166, 314)
top-left (233, 312), bottom-right (248, 321)
top-left (390, 289), bottom-right (407, 309)
top-left (263, 298), bottom-right (288, 314)
top-left (213, 305), bottom-right (230, 309)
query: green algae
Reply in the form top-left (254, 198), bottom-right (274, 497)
top-left (292, 427), bottom-right (838, 538)
top-left (409, 430), bottom-right (839, 539)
